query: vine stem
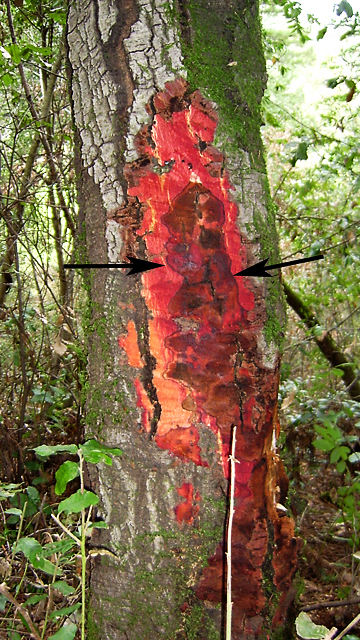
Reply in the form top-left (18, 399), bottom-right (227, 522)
top-left (226, 425), bottom-right (237, 640)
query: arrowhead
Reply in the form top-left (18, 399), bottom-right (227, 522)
top-left (126, 256), bottom-right (165, 275)
top-left (234, 258), bottom-right (274, 278)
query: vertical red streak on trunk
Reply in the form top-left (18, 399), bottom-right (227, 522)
top-left (174, 482), bottom-right (200, 524)
top-left (118, 320), bottom-right (142, 368)
top-left (134, 377), bottom-right (153, 433)
top-left (117, 78), bottom-right (297, 633)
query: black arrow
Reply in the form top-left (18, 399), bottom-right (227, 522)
top-left (64, 256), bottom-right (165, 276)
top-left (234, 254), bottom-right (324, 277)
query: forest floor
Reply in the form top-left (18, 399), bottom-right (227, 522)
top-left (288, 447), bottom-right (360, 635)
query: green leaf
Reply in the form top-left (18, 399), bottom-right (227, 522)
top-left (336, 460), bottom-right (346, 473)
top-left (49, 603), bottom-right (81, 619)
top-left (349, 452), bottom-right (360, 464)
top-left (296, 611), bottom-right (330, 639)
top-left (336, 1), bottom-right (353, 17)
top-left (43, 539), bottom-right (77, 556)
top-left (5, 44), bottom-right (21, 64)
top-left (87, 521), bottom-right (109, 530)
top-left (330, 447), bottom-right (341, 463)
top-left (0, 482), bottom-right (22, 500)
top-left (26, 486), bottom-right (40, 505)
top-left (55, 461), bottom-right (79, 495)
top-left (32, 556), bottom-right (62, 576)
top-left (58, 489), bottom-right (99, 515)
top-left (316, 27), bottom-right (327, 40)
top-left (2, 73), bottom-right (13, 87)
top-left (5, 508), bottom-right (22, 517)
top-left (327, 77), bottom-right (341, 89)
top-left (13, 536), bottom-right (43, 559)
top-left (314, 425), bottom-right (334, 440)
top-left (48, 9), bottom-right (68, 25)
top-left (26, 594), bottom-right (47, 605)
top-left (322, 421), bottom-right (342, 441)
top-left (79, 439), bottom-right (122, 465)
top-left (49, 623), bottom-right (78, 640)
top-left (52, 581), bottom-right (76, 596)
top-left (296, 142), bottom-right (308, 161)
top-left (313, 439), bottom-right (334, 452)
top-left (34, 444), bottom-right (78, 459)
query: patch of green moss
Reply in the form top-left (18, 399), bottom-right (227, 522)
top-left (251, 195), bottom-right (287, 349)
top-left (91, 495), bottom-right (225, 638)
top-left (171, 0), bottom-right (266, 165)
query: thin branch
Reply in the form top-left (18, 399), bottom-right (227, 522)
top-left (300, 596), bottom-right (360, 612)
top-left (51, 514), bottom-right (81, 546)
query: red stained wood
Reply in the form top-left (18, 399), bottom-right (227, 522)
top-left (174, 482), bottom-right (201, 524)
top-left (116, 78), bottom-right (297, 634)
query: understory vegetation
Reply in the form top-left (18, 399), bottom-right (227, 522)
top-left (0, 0), bottom-right (359, 638)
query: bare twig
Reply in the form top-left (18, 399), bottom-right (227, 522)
top-left (51, 514), bottom-right (81, 546)
top-left (300, 596), bottom-right (360, 612)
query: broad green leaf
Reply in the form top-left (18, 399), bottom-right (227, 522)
top-left (49, 622), bottom-right (78, 639)
top-left (339, 446), bottom-right (350, 460)
top-left (55, 461), bottom-right (79, 495)
top-left (2, 73), bottom-right (13, 87)
top-left (34, 444), bottom-right (78, 459)
top-left (52, 581), bottom-right (76, 596)
top-left (330, 447), bottom-right (341, 463)
top-left (26, 486), bottom-right (40, 505)
top-left (322, 421), bottom-right (342, 441)
top-left (31, 556), bottom-right (62, 576)
top-left (5, 44), bottom-right (21, 64)
top-left (314, 425), bottom-right (335, 441)
top-left (58, 489), bottom-right (99, 515)
top-left (336, 460), bottom-right (346, 473)
top-left (43, 539), bottom-right (77, 556)
top-left (13, 537), bottom-right (42, 559)
top-left (5, 508), bottom-right (22, 516)
top-left (312, 438), bottom-right (334, 451)
top-left (49, 603), bottom-right (81, 619)
top-left (80, 439), bottom-right (122, 464)
top-left (296, 611), bottom-right (329, 639)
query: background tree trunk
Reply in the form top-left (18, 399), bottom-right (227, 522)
top-left (67, 1), bottom-right (298, 638)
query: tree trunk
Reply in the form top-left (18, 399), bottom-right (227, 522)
top-left (67, 1), bottom-right (298, 638)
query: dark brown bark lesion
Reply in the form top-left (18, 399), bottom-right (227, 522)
top-left (282, 280), bottom-right (360, 402)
